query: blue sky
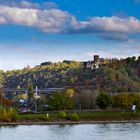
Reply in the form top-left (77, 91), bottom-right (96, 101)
top-left (0, 0), bottom-right (140, 70)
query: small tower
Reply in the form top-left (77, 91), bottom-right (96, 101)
top-left (34, 86), bottom-right (40, 99)
top-left (93, 55), bottom-right (100, 69)
top-left (35, 86), bottom-right (38, 95)
top-left (94, 55), bottom-right (99, 62)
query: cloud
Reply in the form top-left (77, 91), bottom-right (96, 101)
top-left (75, 16), bottom-right (140, 34)
top-left (85, 41), bottom-right (140, 59)
top-left (0, 5), bottom-right (77, 33)
top-left (0, 0), bottom-right (58, 9)
top-left (99, 33), bottom-right (128, 41)
top-left (68, 16), bottom-right (140, 41)
top-left (19, 1), bottom-right (58, 9)
top-left (134, 0), bottom-right (140, 3)
top-left (43, 2), bottom-right (58, 9)
top-left (0, 1), bottom-right (140, 41)
top-left (19, 0), bottom-right (40, 9)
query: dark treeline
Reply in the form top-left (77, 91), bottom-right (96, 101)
top-left (0, 56), bottom-right (139, 93)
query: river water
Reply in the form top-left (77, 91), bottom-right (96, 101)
top-left (0, 123), bottom-right (140, 140)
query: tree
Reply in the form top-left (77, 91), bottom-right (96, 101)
top-left (96, 93), bottom-right (112, 109)
top-left (0, 88), bottom-right (4, 108)
top-left (112, 93), bottom-right (133, 109)
top-left (129, 93), bottom-right (140, 110)
top-left (66, 88), bottom-right (75, 97)
top-left (48, 92), bottom-right (74, 110)
top-left (72, 89), bottom-right (99, 110)
top-left (137, 56), bottom-right (140, 62)
top-left (0, 71), bottom-right (5, 88)
top-left (0, 89), bottom-right (12, 108)
top-left (36, 94), bottom-right (47, 112)
top-left (19, 93), bottom-right (28, 100)
top-left (27, 79), bottom-right (34, 103)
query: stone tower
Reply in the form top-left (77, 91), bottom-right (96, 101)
top-left (94, 55), bottom-right (99, 62)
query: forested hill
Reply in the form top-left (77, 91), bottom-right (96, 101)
top-left (0, 56), bottom-right (140, 93)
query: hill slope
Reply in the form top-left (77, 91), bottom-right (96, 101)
top-left (0, 56), bottom-right (140, 93)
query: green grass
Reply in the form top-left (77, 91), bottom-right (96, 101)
top-left (78, 112), bottom-right (140, 121)
top-left (18, 113), bottom-right (59, 121)
top-left (17, 111), bottom-right (140, 122)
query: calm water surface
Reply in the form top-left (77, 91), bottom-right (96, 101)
top-left (0, 123), bottom-right (140, 140)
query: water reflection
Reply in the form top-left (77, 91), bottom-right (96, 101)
top-left (0, 123), bottom-right (140, 140)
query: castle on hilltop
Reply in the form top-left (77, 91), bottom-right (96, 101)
top-left (83, 55), bottom-right (112, 69)
top-left (83, 55), bottom-right (100, 69)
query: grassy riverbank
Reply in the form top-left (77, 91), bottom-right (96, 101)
top-left (1, 111), bottom-right (140, 124)
top-left (77, 112), bottom-right (140, 121)
top-left (17, 111), bottom-right (140, 122)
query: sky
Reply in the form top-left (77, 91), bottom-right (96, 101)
top-left (0, 0), bottom-right (140, 70)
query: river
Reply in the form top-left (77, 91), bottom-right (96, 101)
top-left (0, 123), bottom-right (140, 140)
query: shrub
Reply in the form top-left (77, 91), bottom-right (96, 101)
top-left (8, 108), bottom-right (18, 122)
top-left (59, 111), bottom-right (67, 119)
top-left (130, 93), bottom-right (140, 110)
top-left (0, 107), bottom-right (3, 121)
top-left (1, 109), bottom-right (11, 122)
top-left (69, 113), bottom-right (79, 121)
top-left (112, 93), bottom-right (133, 109)
top-left (0, 108), bottom-right (18, 122)
top-left (42, 113), bottom-right (51, 121)
top-left (96, 93), bottom-right (112, 109)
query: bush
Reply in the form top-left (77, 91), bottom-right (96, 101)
top-left (41, 113), bottom-right (51, 121)
top-left (0, 107), bottom-right (3, 121)
top-left (1, 109), bottom-right (11, 122)
top-left (59, 111), bottom-right (67, 119)
top-left (8, 108), bottom-right (18, 122)
top-left (96, 93), bottom-right (112, 109)
top-left (0, 108), bottom-right (18, 122)
top-left (130, 93), bottom-right (140, 110)
top-left (112, 93), bottom-right (133, 109)
top-left (69, 113), bottom-right (79, 121)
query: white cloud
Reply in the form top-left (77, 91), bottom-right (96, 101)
top-left (0, 2), bottom-right (140, 40)
top-left (89, 16), bottom-right (140, 33)
top-left (43, 2), bottom-right (58, 9)
top-left (70, 16), bottom-right (140, 40)
top-left (19, 0), bottom-right (40, 9)
top-left (0, 0), bottom-right (56, 9)
top-left (0, 5), bottom-right (77, 33)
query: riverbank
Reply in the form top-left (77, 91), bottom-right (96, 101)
top-left (1, 111), bottom-right (140, 125)
top-left (1, 120), bottom-right (140, 126)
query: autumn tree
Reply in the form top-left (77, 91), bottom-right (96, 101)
top-left (112, 93), bottom-right (133, 109)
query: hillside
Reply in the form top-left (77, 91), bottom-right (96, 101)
top-left (0, 56), bottom-right (140, 93)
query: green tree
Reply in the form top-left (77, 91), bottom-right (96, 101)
top-left (0, 70), bottom-right (5, 88)
top-left (112, 93), bottom-right (133, 109)
top-left (48, 92), bottom-right (74, 110)
top-left (129, 93), bottom-right (140, 110)
top-left (96, 93), bottom-right (112, 109)
top-left (27, 79), bottom-right (34, 103)
top-left (137, 56), bottom-right (140, 62)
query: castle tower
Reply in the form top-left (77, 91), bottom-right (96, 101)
top-left (94, 55), bottom-right (99, 62)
